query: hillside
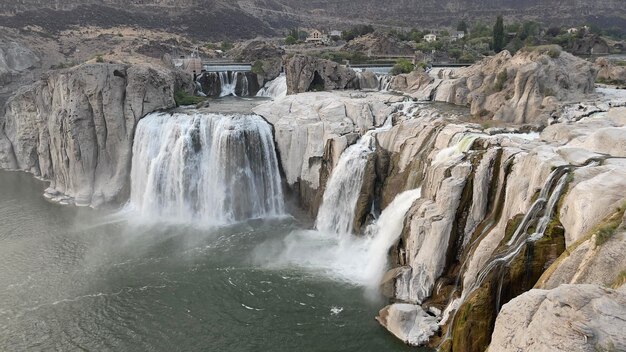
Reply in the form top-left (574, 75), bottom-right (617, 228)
top-left (0, 0), bottom-right (624, 40)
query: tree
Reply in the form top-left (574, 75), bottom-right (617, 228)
top-left (493, 15), bottom-right (505, 53)
top-left (470, 21), bottom-right (492, 39)
top-left (546, 26), bottom-right (561, 37)
top-left (457, 20), bottom-right (468, 34)
top-left (285, 35), bottom-right (297, 45)
top-left (390, 59), bottom-right (415, 75)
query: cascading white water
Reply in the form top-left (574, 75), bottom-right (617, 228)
top-left (255, 188), bottom-right (421, 289)
top-left (362, 188), bottom-right (422, 287)
top-left (379, 75), bottom-right (392, 91)
top-left (257, 74), bottom-right (287, 99)
top-left (432, 134), bottom-right (479, 165)
top-left (218, 72), bottom-right (235, 97)
top-left (218, 71), bottom-right (250, 97)
top-left (129, 111), bottom-right (284, 224)
top-left (439, 166), bottom-right (572, 335)
top-left (315, 134), bottom-right (376, 235)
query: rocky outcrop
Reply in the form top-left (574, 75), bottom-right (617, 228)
top-left (343, 32), bottom-right (414, 56)
top-left (389, 48), bottom-right (597, 125)
top-left (252, 91), bottom-right (399, 214)
top-left (0, 39), bottom-right (39, 84)
top-left (570, 35), bottom-right (610, 56)
top-left (285, 55), bottom-right (357, 95)
top-left (363, 92), bottom-right (626, 350)
top-left (0, 63), bottom-right (191, 207)
top-left (595, 57), bottom-right (626, 86)
top-left (228, 40), bottom-right (285, 83)
top-left (489, 284), bottom-right (626, 352)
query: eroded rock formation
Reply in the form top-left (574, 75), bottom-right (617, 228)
top-left (389, 48), bottom-right (597, 125)
top-left (490, 284), bottom-right (626, 352)
top-left (284, 55), bottom-right (357, 95)
top-left (0, 39), bottom-right (39, 85)
top-left (255, 87), bottom-right (626, 351)
top-left (0, 63), bottom-right (191, 207)
top-left (343, 32), bottom-right (415, 56)
top-left (595, 57), bottom-right (626, 86)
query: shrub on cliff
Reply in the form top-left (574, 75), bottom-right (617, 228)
top-left (520, 45), bottom-right (562, 58)
top-left (391, 59), bottom-right (415, 75)
top-left (174, 90), bottom-right (205, 106)
top-left (285, 35), bottom-right (297, 45)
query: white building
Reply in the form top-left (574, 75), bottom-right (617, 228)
top-left (424, 33), bottom-right (437, 42)
top-left (451, 31), bottom-right (465, 41)
top-left (567, 27), bottom-right (579, 34)
top-left (329, 30), bottom-right (342, 38)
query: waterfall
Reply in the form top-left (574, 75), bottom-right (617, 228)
top-left (432, 134), bottom-right (479, 165)
top-left (315, 134), bottom-right (376, 235)
top-left (219, 71), bottom-right (236, 97)
top-left (129, 111), bottom-right (284, 224)
top-left (379, 75), bottom-right (392, 91)
top-left (439, 166), bottom-right (572, 336)
top-left (257, 74), bottom-right (287, 99)
top-left (362, 189), bottom-right (422, 287)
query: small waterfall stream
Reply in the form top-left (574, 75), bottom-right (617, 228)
top-left (315, 134), bottom-right (376, 235)
top-left (257, 74), bottom-right (287, 99)
top-left (196, 71), bottom-right (254, 97)
top-left (129, 111), bottom-right (284, 224)
top-left (219, 71), bottom-right (249, 97)
top-left (439, 165), bottom-right (573, 336)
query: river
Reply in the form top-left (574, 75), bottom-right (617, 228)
top-left (0, 170), bottom-right (416, 351)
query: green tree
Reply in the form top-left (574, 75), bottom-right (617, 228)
top-left (470, 21), bottom-right (492, 38)
top-left (493, 15), bottom-right (505, 53)
top-left (285, 35), bottom-right (297, 45)
top-left (390, 59), bottom-right (415, 75)
top-left (457, 20), bottom-right (468, 34)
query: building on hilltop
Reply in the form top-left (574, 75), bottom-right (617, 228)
top-left (306, 29), bottom-right (331, 45)
top-left (450, 31), bottom-right (465, 41)
top-left (424, 33), bottom-right (437, 42)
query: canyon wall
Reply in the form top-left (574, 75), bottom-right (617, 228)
top-left (0, 63), bottom-right (192, 207)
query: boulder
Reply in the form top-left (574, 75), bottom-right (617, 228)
top-left (595, 57), bottom-right (626, 86)
top-left (376, 303), bottom-right (439, 346)
top-left (489, 284), bottom-right (626, 352)
top-left (285, 55), bottom-right (357, 95)
top-left (570, 35), bottom-right (610, 56)
top-left (0, 63), bottom-right (191, 207)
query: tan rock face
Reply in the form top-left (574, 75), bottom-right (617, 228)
top-left (343, 32), bottom-right (414, 56)
top-left (0, 63), bottom-right (190, 207)
top-left (489, 284), bottom-right (626, 352)
top-left (252, 91), bottom-right (400, 215)
top-left (285, 55), bottom-right (357, 95)
top-left (595, 57), bottom-right (626, 86)
top-left (390, 49), bottom-right (597, 125)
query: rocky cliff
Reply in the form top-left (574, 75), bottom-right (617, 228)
top-left (595, 57), bottom-right (626, 87)
top-left (389, 48), bottom-right (597, 125)
top-left (0, 39), bottom-right (39, 85)
top-left (284, 55), bottom-right (357, 95)
top-left (0, 63), bottom-right (192, 207)
top-left (253, 85), bottom-right (626, 351)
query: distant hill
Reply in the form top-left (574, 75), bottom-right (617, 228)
top-left (1, 0), bottom-right (624, 40)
